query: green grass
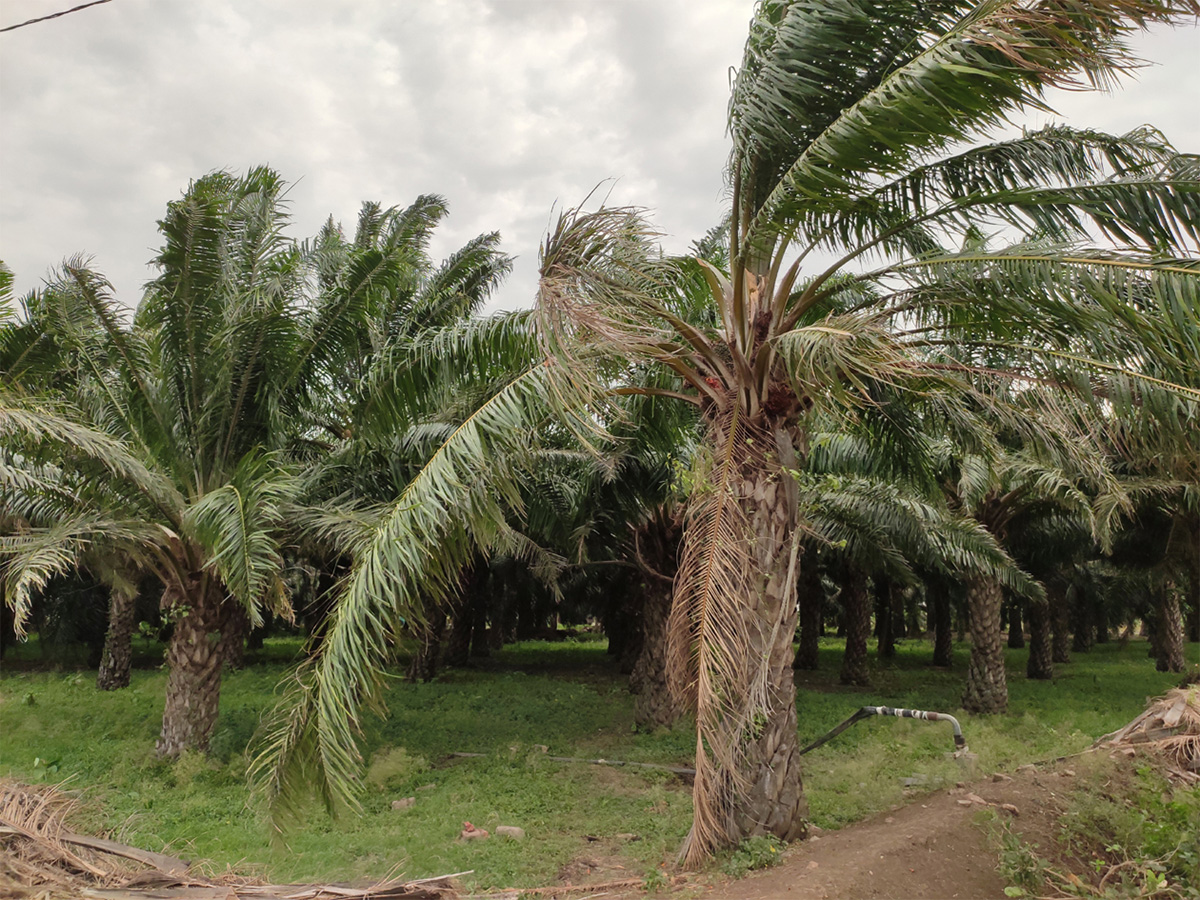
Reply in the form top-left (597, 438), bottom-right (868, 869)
top-left (0, 633), bottom-right (1193, 889)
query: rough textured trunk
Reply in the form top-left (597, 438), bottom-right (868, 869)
top-left (1050, 583), bottom-right (1071, 664)
top-left (1006, 600), bottom-right (1025, 649)
top-left (840, 571), bottom-right (871, 686)
top-left (218, 601), bottom-right (249, 670)
top-left (407, 595), bottom-right (447, 683)
top-left (630, 583), bottom-right (679, 729)
top-left (157, 580), bottom-right (224, 757)
top-left (1026, 598), bottom-right (1053, 680)
top-left (1071, 590), bottom-right (1094, 653)
top-left (1156, 583), bottom-right (1185, 673)
top-left (875, 578), bottom-right (896, 660)
top-left (96, 584), bottom-right (137, 691)
top-left (614, 585), bottom-right (644, 675)
top-left (929, 581), bottom-right (953, 668)
top-left (674, 420), bottom-right (809, 868)
top-left (629, 514), bottom-right (681, 729)
top-left (794, 562), bottom-right (823, 670)
top-left (726, 457), bottom-right (807, 848)
top-left (962, 575), bottom-right (1007, 714)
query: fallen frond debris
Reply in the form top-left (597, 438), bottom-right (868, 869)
top-left (0, 779), bottom-right (464, 899)
top-left (1095, 685), bottom-right (1200, 784)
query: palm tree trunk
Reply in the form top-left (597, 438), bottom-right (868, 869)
top-left (962, 575), bottom-right (1007, 714)
top-left (794, 563), bottom-right (822, 670)
top-left (219, 601), bottom-right (249, 670)
top-left (1006, 600), bottom-right (1025, 649)
top-left (630, 516), bottom-right (682, 729)
top-left (157, 579), bottom-right (225, 756)
top-left (839, 570), bottom-right (871, 686)
top-left (631, 582), bottom-right (679, 729)
top-left (1050, 583), bottom-right (1071, 664)
top-left (1071, 590), bottom-right (1094, 653)
top-left (407, 595), bottom-right (447, 682)
top-left (96, 584), bottom-right (137, 690)
top-left (929, 581), bottom-right (953, 668)
top-left (876, 577), bottom-right (896, 660)
top-left (726, 460), bottom-right (807, 847)
top-left (1094, 603), bottom-right (1110, 644)
top-left (444, 595), bottom-right (472, 666)
top-left (1026, 598), bottom-right (1053, 680)
top-left (1155, 582), bottom-right (1185, 673)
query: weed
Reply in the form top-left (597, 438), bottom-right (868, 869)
top-left (365, 746), bottom-right (429, 791)
top-left (1056, 758), bottom-right (1200, 898)
top-left (642, 866), bottom-right (669, 890)
top-left (979, 808), bottom-right (1050, 895)
top-left (722, 834), bottom-right (785, 878)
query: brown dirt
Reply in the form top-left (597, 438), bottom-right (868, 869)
top-left (572, 761), bottom-right (1088, 900)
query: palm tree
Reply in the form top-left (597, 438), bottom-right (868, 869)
top-left (1, 173), bottom-right (517, 757)
top-left (533, 0), bottom-right (1200, 862)
top-left (3, 169), bottom-right (305, 754)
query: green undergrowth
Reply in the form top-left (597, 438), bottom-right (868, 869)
top-left (983, 754), bottom-right (1200, 898)
top-left (0, 634), bottom-right (1192, 889)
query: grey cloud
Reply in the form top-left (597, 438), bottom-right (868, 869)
top-left (2, 2), bottom-right (1196, 314)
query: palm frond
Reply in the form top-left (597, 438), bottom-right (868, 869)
top-left (667, 401), bottom-right (761, 866)
top-left (186, 450), bottom-right (295, 623)
top-left (733, 0), bottom-right (1200, 259)
top-left (252, 360), bottom-right (589, 826)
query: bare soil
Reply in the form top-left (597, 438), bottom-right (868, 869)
top-left (552, 761), bottom-right (1088, 900)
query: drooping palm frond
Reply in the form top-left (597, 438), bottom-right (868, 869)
top-left (731, 0), bottom-right (1200, 262)
top-left (1, 516), bottom-right (162, 635)
top-left (0, 394), bottom-right (183, 520)
top-left (251, 359), bottom-right (592, 825)
top-left (185, 450), bottom-right (296, 625)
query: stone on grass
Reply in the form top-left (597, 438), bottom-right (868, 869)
top-left (496, 825), bottom-right (526, 840)
top-left (391, 797), bottom-right (415, 810)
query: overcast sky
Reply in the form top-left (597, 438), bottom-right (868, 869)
top-left (2, 1), bottom-right (1197, 314)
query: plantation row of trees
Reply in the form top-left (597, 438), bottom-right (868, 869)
top-left (3, 0), bottom-right (1199, 866)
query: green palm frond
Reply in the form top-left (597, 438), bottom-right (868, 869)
top-left (252, 360), bottom-right (588, 825)
top-left (0, 394), bottom-right (183, 519)
top-left (732, 0), bottom-right (1200, 260)
top-left (2, 517), bottom-right (163, 635)
top-left (186, 450), bottom-right (296, 623)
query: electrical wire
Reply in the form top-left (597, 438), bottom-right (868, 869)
top-left (1, 0), bottom-right (114, 34)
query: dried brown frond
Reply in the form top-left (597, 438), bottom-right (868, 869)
top-left (0, 779), bottom-right (123, 886)
top-left (1096, 685), bottom-right (1200, 783)
top-left (667, 402), bottom-right (772, 867)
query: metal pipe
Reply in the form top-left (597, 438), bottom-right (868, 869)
top-left (798, 705), bottom-right (969, 756)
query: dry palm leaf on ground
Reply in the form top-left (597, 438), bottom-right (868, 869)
top-left (0, 779), bottom-right (460, 899)
top-left (1095, 684), bottom-right (1200, 784)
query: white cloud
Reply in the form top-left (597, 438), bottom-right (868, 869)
top-left (1, 2), bottom-right (1196, 313)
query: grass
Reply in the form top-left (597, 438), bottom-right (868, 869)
top-left (0, 632), bottom-right (1194, 890)
top-left (982, 753), bottom-right (1200, 897)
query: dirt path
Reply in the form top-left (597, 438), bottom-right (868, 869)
top-left (628, 764), bottom-right (1072, 900)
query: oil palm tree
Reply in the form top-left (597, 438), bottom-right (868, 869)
top-left (3, 168), bottom-right (305, 754)
top-left (1, 173), bottom-right (517, 757)
top-left (533, 0), bottom-right (1200, 862)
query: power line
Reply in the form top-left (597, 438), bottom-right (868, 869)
top-left (1, 0), bottom-right (114, 34)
